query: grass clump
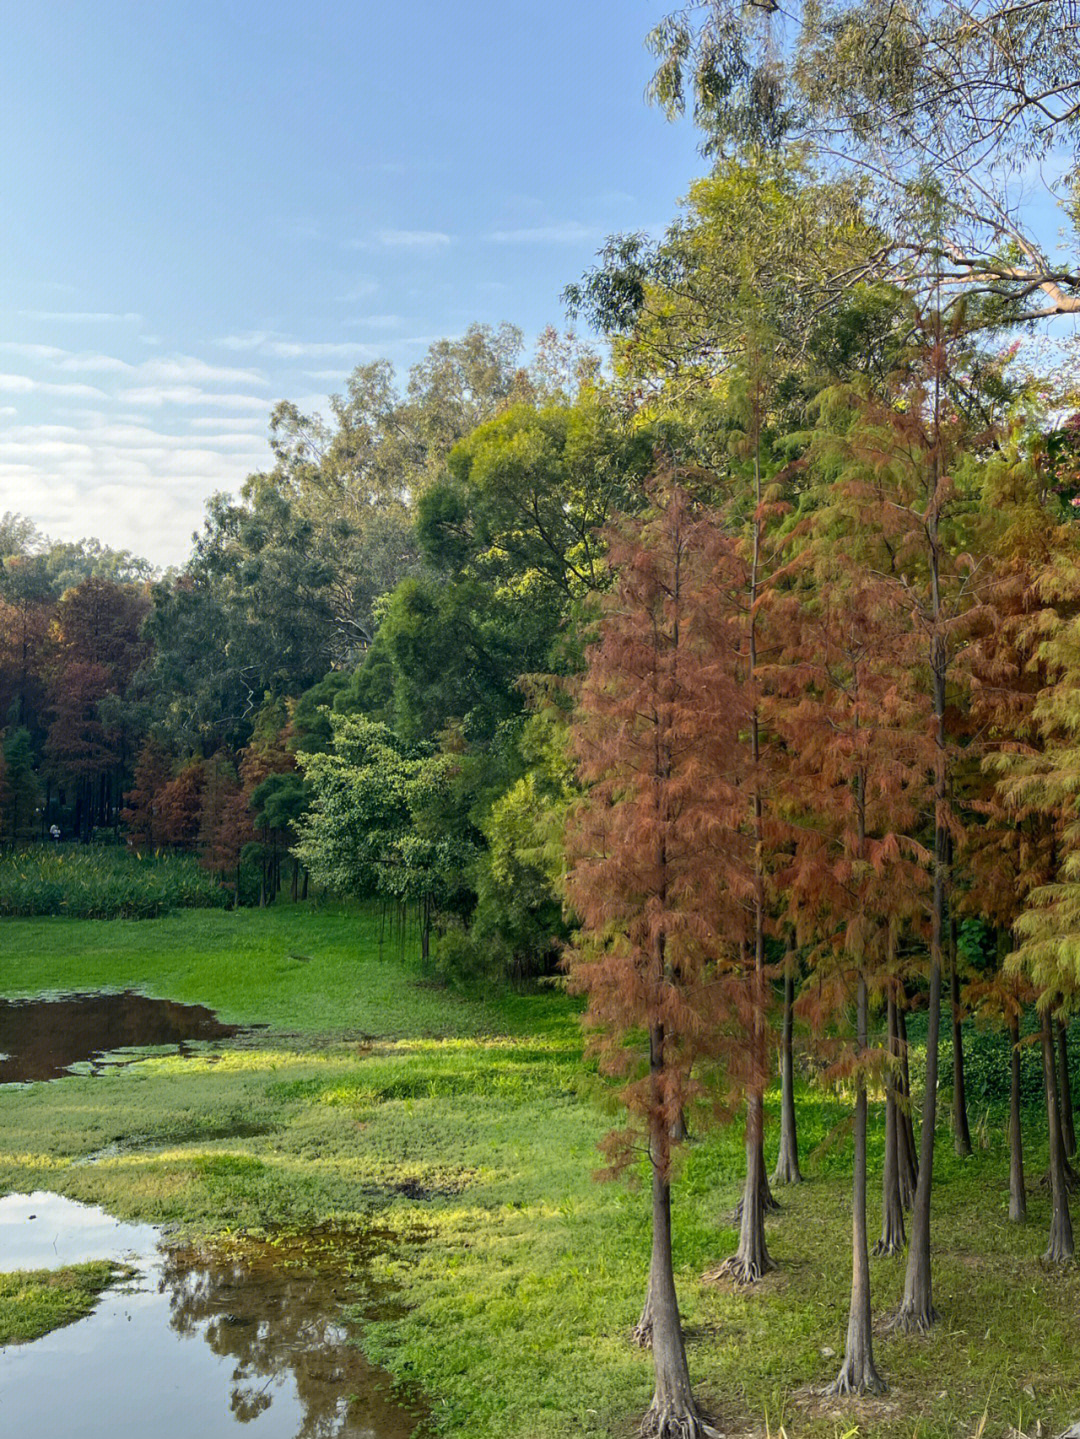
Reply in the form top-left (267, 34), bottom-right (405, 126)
top-left (0, 1261), bottom-right (129, 1344)
top-left (0, 846), bottom-right (229, 919)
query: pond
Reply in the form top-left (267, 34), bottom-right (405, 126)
top-left (0, 991), bottom-right (242, 1082)
top-left (0, 1191), bottom-right (424, 1438)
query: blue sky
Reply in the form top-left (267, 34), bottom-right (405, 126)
top-left (0, 2), bottom-right (704, 566)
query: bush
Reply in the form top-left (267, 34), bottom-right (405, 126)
top-left (0, 845), bottom-right (231, 919)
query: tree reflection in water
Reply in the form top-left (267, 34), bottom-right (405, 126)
top-left (157, 1233), bottom-right (422, 1439)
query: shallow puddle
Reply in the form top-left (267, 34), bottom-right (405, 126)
top-left (0, 991), bottom-right (241, 1082)
top-left (0, 1192), bottom-right (424, 1437)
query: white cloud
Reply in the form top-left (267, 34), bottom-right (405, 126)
top-left (138, 355), bottom-right (268, 386)
top-left (487, 221), bottom-right (599, 244)
top-left (19, 310), bottom-right (142, 323)
top-left (343, 314), bottom-right (404, 330)
top-left (188, 416), bottom-right (266, 432)
top-left (0, 342), bottom-right (69, 362)
top-left (370, 229), bottom-right (453, 249)
top-left (120, 385), bottom-right (272, 412)
top-left (214, 330), bottom-right (373, 360)
top-left (0, 416), bottom-right (269, 566)
top-left (0, 406), bottom-right (16, 418)
top-left (56, 353), bottom-right (134, 373)
top-left (0, 373), bottom-right (106, 398)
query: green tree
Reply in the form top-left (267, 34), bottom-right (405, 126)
top-left (1, 728), bottom-right (40, 841)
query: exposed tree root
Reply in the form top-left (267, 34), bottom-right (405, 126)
top-left (641, 1400), bottom-right (722, 1438)
top-left (884, 1301), bottom-right (939, 1334)
top-left (871, 1233), bottom-right (905, 1258)
top-left (632, 1301), bottom-right (653, 1349)
top-left (826, 1363), bottom-right (887, 1397)
top-left (1043, 1233), bottom-right (1075, 1264)
top-left (706, 1252), bottom-right (776, 1286)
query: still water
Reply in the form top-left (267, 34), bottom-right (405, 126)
top-left (0, 1191), bottom-right (423, 1438)
top-left (0, 991), bottom-right (241, 1082)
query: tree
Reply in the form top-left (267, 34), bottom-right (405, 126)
top-left (807, 319), bottom-right (1000, 1331)
top-left (296, 715), bottom-right (476, 960)
top-left (646, 0), bottom-right (1080, 320)
top-left (1, 728), bottom-right (40, 841)
top-left (563, 484), bottom-right (751, 1439)
top-left (771, 493), bottom-right (934, 1385)
top-left (121, 737), bottom-right (173, 849)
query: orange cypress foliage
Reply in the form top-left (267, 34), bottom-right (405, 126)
top-left (156, 759), bottom-right (205, 850)
top-left (768, 549), bottom-right (933, 1393)
top-left (121, 738), bottom-right (173, 849)
top-left (808, 325), bottom-right (997, 1333)
top-left (563, 483), bottom-right (750, 1439)
top-left (199, 751), bottom-right (251, 898)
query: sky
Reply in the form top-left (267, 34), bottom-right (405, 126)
top-left (0, 2), bottom-right (706, 569)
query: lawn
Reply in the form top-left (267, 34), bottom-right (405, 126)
top-left (1, 904), bottom-right (1077, 1438)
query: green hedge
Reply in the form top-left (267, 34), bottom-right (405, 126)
top-left (0, 846), bottom-right (230, 919)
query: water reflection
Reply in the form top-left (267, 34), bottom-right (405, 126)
top-left (0, 991), bottom-right (240, 1082)
top-left (0, 1193), bottom-right (422, 1439)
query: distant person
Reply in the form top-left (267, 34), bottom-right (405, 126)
top-left (49, 824), bottom-right (60, 843)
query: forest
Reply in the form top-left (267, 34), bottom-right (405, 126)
top-left (3, 3), bottom-right (1080, 1437)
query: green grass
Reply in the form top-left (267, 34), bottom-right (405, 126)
top-left (0, 1261), bottom-right (129, 1344)
top-left (0, 845), bottom-right (228, 918)
top-left (1, 904), bottom-right (1078, 1438)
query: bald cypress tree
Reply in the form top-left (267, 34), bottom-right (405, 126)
top-left (564, 482), bottom-right (750, 1438)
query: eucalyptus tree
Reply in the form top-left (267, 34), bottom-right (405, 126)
top-left (646, 0), bottom-right (1080, 321)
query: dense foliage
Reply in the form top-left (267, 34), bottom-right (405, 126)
top-left (2, 12), bottom-right (1080, 1428)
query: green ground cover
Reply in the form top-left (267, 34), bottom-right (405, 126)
top-left (0, 1261), bottom-right (128, 1344)
top-left (0, 905), bottom-right (1076, 1437)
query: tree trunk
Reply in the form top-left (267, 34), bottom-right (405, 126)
top-left (875, 994), bottom-right (906, 1256)
top-left (1008, 1011), bottom-right (1026, 1223)
top-left (772, 955), bottom-right (802, 1186)
top-left (1057, 1019), bottom-right (1076, 1159)
top-left (718, 1093), bottom-right (775, 1284)
top-left (950, 917), bottom-right (972, 1157)
top-left (1042, 1009), bottom-right (1074, 1263)
top-left (830, 977), bottom-right (885, 1394)
top-left (420, 897), bottom-right (431, 964)
top-left (896, 1000), bottom-right (918, 1209)
top-left (637, 1025), bottom-right (711, 1438)
top-left (891, 799), bottom-right (945, 1334)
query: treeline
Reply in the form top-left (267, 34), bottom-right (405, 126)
top-left (0, 322), bottom-right (644, 932)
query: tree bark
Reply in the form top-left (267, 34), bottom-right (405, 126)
top-left (1057, 1019), bottom-right (1076, 1159)
top-left (830, 977), bottom-right (885, 1394)
top-left (639, 1025), bottom-right (712, 1438)
top-left (772, 954), bottom-right (803, 1186)
top-left (896, 998), bottom-right (918, 1209)
top-left (719, 1093), bottom-right (775, 1284)
top-left (875, 994), bottom-right (907, 1256)
top-left (891, 758), bottom-right (946, 1334)
top-left (1042, 1008), bottom-right (1075, 1263)
top-left (1008, 1011), bottom-right (1026, 1223)
top-left (950, 916), bottom-right (972, 1157)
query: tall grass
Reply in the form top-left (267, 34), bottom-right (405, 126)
top-left (0, 846), bottom-right (229, 919)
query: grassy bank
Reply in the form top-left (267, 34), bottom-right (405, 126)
top-left (1, 905), bottom-right (1077, 1437)
top-left (0, 1261), bottom-right (128, 1344)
